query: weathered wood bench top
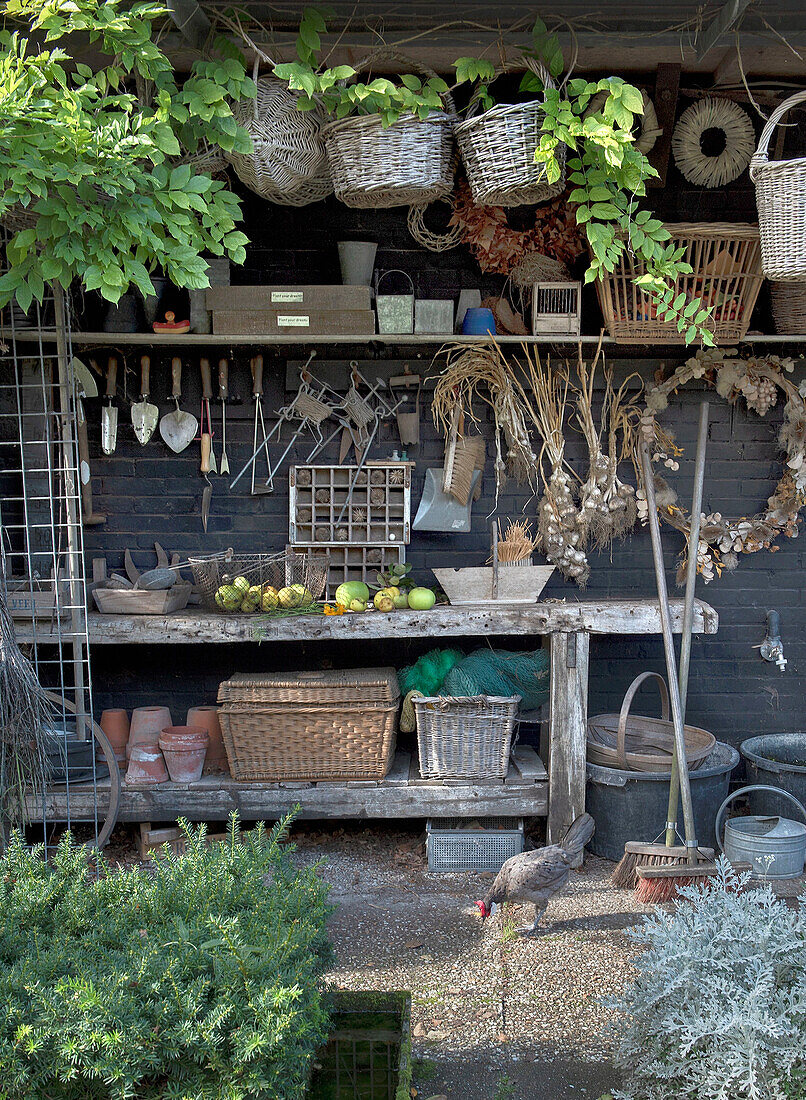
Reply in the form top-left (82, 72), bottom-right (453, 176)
top-left (15, 598), bottom-right (717, 645)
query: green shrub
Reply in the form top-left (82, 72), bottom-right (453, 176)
top-left (0, 814), bottom-right (333, 1099)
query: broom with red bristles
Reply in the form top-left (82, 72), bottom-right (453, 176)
top-left (612, 403), bottom-right (718, 902)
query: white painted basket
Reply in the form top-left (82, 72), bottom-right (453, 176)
top-left (432, 564), bottom-right (554, 606)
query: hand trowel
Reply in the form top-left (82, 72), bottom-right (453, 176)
top-left (389, 370), bottom-right (421, 446)
top-left (131, 354), bottom-right (158, 445)
top-left (100, 356), bottom-right (118, 455)
top-left (159, 357), bottom-right (198, 453)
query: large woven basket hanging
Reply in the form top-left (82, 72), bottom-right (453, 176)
top-left (226, 62), bottom-right (333, 207)
top-left (750, 89), bottom-right (806, 282)
top-left (322, 49), bottom-right (457, 210)
top-left (454, 57), bottom-right (566, 207)
top-left (586, 672), bottom-right (716, 773)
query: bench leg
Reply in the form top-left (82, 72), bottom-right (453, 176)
top-left (547, 631), bottom-right (589, 865)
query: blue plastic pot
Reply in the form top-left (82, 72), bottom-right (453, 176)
top-left (462, 307), bottom-right (496, 336)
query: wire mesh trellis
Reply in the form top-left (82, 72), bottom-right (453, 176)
top-left (0, 278), bottom-right (110, 851)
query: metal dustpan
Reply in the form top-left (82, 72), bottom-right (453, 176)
top-left (413, 467), bottom-right (480, 533)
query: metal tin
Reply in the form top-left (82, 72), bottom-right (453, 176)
top-left (415, 299), bottom-right (454, 334)
top-left (376, 270), bottom-right (414, 334)
top-left (716, 784), bottom-right (806, 879)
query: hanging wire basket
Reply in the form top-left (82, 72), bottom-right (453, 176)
top-left (188, 548), bottom-right (328, 611)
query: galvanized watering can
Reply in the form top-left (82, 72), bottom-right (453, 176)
top-left (715, 784), bottom-right (806, 879)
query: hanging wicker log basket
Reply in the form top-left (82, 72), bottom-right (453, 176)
top-left (323, 50), bottom-right (457, 210)
top-left (749, 89), bottom-right (806, 282)
top-left (454, 57), bottom-right (566, 208)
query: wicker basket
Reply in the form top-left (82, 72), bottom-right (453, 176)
top-left (226, 68), bottom-right (333, 207)
top-left (188, 548), bottom-right (327, 611)
top-left (771, 281), bottom-right (806, 335)
top-left (323, 50), bottom-right (457, 209)
top-left (595, 222), bottom-right (764, 344)
top-left (217, 667), bottom-right (399, 780)
top-left (454, 58), bottom-right (565, 207)
top-left (586, 672), bottom-right (716, 773)
top-left (750, 89), bottom-right (806, 282)
top-left (414, 695), bottom-right (520, 780)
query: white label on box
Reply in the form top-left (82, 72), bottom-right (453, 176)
top-left (272, 291), bottom-right (305, 303)
top-left (277, 314), bottom-right (310, 327)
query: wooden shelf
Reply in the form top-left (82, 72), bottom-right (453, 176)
top-left (13, 599), bottom-right (718, 646)
top-left (10, 330), bottom-right (806, 348)
top-left (33, 749), bottom-right (549, 822)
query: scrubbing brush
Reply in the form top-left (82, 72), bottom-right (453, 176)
top-left (613, 404), bottom-right (718, 900)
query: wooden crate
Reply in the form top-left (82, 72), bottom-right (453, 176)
top-left (290, 463), bottom-right (411, 546)
top-left (288, 545), bottom-right (405, 597)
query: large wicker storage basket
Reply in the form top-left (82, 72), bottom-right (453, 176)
top-left (322, 50), bottom-right (456, 209)
top-left (226, 71), bottom-right (333, 207)
top-left (586, 672), bottom-right (715, 773)
top-left (595, 222), bottom-right (764, 344)
top-left (414, 695), bottom-right (520, 780)
top-left (454, 59), bottom-right (565, 207)
top-left (750, 89), bottom-right (806, 282)
top-left (217, 669), bottom-right (399, 781)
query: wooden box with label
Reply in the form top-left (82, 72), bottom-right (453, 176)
top-left (211, 309), bottom-right (376, 335)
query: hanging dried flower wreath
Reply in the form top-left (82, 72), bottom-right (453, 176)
top-left (449, 180), bottom-right (585, 275)
top-left (639, 347), bottom-right (806, 582)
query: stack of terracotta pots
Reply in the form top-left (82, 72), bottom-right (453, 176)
top-left (126, 706), bottom-right (172, 785)
top-left (186, 705), bottom-right (227, 774)
top-left (100, 703), bottom-right (229, 786)
top-left (159, 727), bottom-right (209, 783)
top-left (99, 709), bottom-right (130, 764)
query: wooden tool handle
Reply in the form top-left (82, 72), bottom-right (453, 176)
top-left (251, 354), bottom-right (264, 397)
top-left (105, 356), bottom-right (118, 398)
top-left (200, 357), bottom-right (213, 400)
top-left (201, 432), bottom-right (211, 474)
top-left (140, 354), bottom-right (151, 396)
top-left (171, 357), bottom-right (182, 400)
top-left (218, 357), bottom-right (229, 400)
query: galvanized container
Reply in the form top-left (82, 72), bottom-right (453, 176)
top-left (740, 733), bottom-right (806, 817)
top-left (716, 784), bottom-right (806, 879)
top-left (376, 270), bottom-right (414, 333)
top-left (427, 817), bottom-right (524, 873)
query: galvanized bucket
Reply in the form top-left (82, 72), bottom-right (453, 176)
top-left (376, 269), bottom-right (414, 334)
top-left (715, 784), bottom-right (806, 879)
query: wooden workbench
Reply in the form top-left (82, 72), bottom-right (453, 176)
top-left (18, 599), bottom-right (718, 841)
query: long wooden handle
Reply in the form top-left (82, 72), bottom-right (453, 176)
top-left (76, 403), bottom-right (93, 518)
top-left (218, 357), bottom-right (229, 400)
top-left (200, 357), bottom-right (213, 400)
top-left (171, 357), bottom-right (182, 400)
top-left (201, 432), bottom-right (211, 474)
top-left (140, 354), bottom-right (151, 397)
top-left (251, 354), bottom-right (264, 397)
top-left (105, 356), bottom-right (118, 398)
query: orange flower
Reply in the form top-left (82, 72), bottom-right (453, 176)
top-left (323, 603), bottom-right (346, 616)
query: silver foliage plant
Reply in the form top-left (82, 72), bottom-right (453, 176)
top-left (608, 859), bottom-right (806, 1100)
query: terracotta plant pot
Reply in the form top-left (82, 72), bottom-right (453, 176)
top-left (159, 726), bottom-right (209, 784)
top-left (125, 744), bottom-right (169, 785)
top-left (128, 706), bottom-right (172, 759)
top-left (186, 706), bottom-right (228, 774)
top-left (99, 709), bottom-right (130, 763)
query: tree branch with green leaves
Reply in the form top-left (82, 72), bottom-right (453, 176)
top-left (0, 0), bottom-right (255, 311)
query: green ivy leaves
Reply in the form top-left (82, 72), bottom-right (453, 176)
top-left (0, 0), bottom-right (255, 309)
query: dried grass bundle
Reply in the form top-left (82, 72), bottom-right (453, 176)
top-left (495, 519), bottom-right (537, 563)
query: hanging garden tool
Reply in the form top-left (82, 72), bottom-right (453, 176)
top-left (159, 357), bottom-right (198, 453)
top-left (389, 368), bottom-right (422, 447)
top-left (131, 354), bottom-right (158, 445)
top-left (218, 357), bottom-right (230, 476)
top-left (74, 357), bottom-right (105, 526)
top-left (200, 431), bottom-right (213, 533)
top-left (199, 357), bottom-right (217, 473)
top-left (100, 355), bottom-right (118, 455)
top-left (335, 380), bottom-right (404, 525)
top-left (249, 355), bottom-right (272, 496)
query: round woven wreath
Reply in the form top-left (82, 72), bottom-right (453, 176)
top-left (638, 347), bottom-right (806, 582)
top-left (671, 97), bottom-right (755, 188)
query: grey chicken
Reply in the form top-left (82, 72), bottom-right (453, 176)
top-left (475, 814), bottom-right (595, 935)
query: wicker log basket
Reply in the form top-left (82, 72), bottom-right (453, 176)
top-left (587, 672), bottom-right (716, 773)
top-left (750, 89), bottom-right (806, 282)
top-left (322, 49), bottom-right (457, 209)
top-left (226, 58), bottom-right (333, 207)
top-left (771, 281), bottom-right (806, 335)
top-left (454, 58), bottom-right (566, 208)
top-left (414, 694), bottom-right (520, 780)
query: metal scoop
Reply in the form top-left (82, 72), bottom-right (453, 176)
top-left (131, 354), bottom-right (159, 445)
top-left (159, 357), bottom-right (198, 453)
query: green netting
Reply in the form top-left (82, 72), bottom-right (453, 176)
top-left (442, 649), bottom-right (549, 711)
top-left (398, 648), bottom-right (465, 698)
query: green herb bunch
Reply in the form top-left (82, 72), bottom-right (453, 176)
top-left (0, 0), bottom-right (255, 311)
top-left (273, 7), bottom-right (450, 127)
top-left (455, 20), bottom-right (714, 346)
top-left (0, 814), bottom-right (333, 1099)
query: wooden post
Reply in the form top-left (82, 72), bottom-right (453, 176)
top-left (547, 631), bottom-right (589, 865)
